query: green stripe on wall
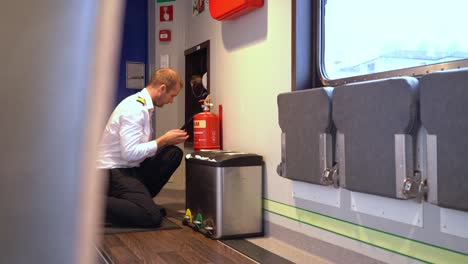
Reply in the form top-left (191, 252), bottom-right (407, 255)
top-left (156, 0), bottom-right (175, 3)
top-left (264, 199), bottom-right (468, 264)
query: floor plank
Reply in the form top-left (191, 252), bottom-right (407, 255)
top-left (100, 219), bottom-right (256, 264)
top-left (99, 189), bottom-right (256, 264)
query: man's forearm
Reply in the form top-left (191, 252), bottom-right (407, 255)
top-left (156, 136), bottom-right (167, 149)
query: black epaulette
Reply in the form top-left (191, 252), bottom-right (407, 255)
top-left (136, 96), bottom-right (146, 106)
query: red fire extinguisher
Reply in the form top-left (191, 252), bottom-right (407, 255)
top-left (193, 96), bottom-right (220, 150)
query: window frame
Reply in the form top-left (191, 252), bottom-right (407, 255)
top-left (292, 0), bottom-right (468, 89)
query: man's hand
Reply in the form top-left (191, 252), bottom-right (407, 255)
top-left (156, 129), bottom-right (189, 148)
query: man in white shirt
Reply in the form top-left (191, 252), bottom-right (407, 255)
top-left (97, 68), bottom-right (188, 227)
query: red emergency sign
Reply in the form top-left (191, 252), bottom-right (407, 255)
top-left (159, 30), bottom-right (171, 42)
top-left (159, 5), bottom-right (173, 22)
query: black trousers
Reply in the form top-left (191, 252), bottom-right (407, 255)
top-left (103, 146), bottom-right (183, 227)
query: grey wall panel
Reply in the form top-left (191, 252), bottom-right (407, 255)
top-left (277, 88), bottom-right (333, 183)
top-left (332, 77), bottom-right (419, 198)
top-left (420, 69), bottom-right (468, 212)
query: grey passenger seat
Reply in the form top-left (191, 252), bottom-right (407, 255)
top-left (333, 77), bottom-right (419, 199)
top-left (277, 87), bottom-right (335, 185)
top-left (420, 69), bottom-right (468, 212)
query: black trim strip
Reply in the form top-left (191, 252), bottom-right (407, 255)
top-left (220, 239), bottom-right (294, 264)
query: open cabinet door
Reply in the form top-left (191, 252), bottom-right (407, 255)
top-left (184, 40), bottom-right (210, 148)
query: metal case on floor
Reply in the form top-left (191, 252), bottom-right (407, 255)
top-left (185, 150), bottom-right (263, 239)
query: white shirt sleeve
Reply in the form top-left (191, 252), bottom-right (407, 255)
top-left (118, 110), bottom-right (157, 162)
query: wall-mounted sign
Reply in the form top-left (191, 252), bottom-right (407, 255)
top-left (159, 30), bottom-right (171, 42)
top-left (209, 0), bottom-right (263, 21)
top-left (126, 62), bottom-right (145, 89)
top-left (159, 5), bottom-right (173, 22)
top-left (193, 0), bottom-right (205, 16)
top-left (160, 54), bottom-right (170, 68)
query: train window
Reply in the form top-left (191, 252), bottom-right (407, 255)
top-left (320, 0), bottom-right (468, 85)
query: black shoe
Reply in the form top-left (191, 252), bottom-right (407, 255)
top-left (160, 207), bottom-right (167, 217)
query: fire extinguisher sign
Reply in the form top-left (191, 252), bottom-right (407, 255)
top-left (194, 120), bottom-right (206, 128)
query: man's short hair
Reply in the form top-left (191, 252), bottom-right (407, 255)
top-left (149, 68), bottom-right (183, 91)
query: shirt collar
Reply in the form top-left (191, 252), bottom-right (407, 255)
top-left (140, 87), bottom-right (154, 111)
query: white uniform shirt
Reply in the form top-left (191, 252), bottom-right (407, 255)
top-left (97, 88), bottom-right (157, 169)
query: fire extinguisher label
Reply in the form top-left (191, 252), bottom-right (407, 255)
top-left (194, 120), bottom-right (206, 128)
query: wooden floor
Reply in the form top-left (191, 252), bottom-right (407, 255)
top-left (98, 189), bottom-right (257, 264)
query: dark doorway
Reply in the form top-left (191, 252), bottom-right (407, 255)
top-left (184, 40), bottom-right (210, 147)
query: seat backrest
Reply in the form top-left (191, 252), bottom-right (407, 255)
top-left (333, 77), bottom-right (419, 198)
top-left (277, 87), bottom-right (334, 184)
top-left (420, 69), bottom-right (468, 211)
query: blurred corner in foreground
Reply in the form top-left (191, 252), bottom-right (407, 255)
top-left (0, 1), bottom-right (124, 263)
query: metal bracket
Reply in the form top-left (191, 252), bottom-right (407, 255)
top-left (321, 164), bottom-right (339, 188)
top-left (402, 171), bottom-right (428, 202)
top-left (276, 162), bottom-right (286, 176)
top-left (277, 132), bottom-right (287, 176)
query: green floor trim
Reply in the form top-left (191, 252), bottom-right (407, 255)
top-left (264, 199), bottom-right (468, 264)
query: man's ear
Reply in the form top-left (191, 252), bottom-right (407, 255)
top-left (160, 84), bottom-right (167, 93)
top-left (154, 83), bottom-right (165, 96)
